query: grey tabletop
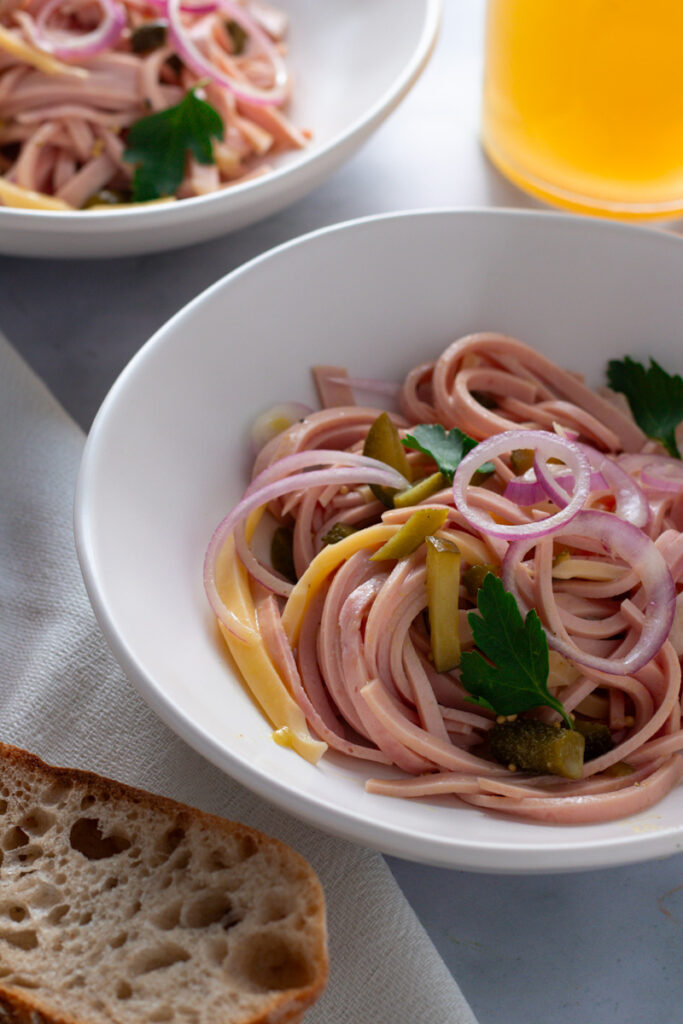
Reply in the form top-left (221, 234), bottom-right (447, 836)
top-left (1, 3), bottom-right (682, 1023)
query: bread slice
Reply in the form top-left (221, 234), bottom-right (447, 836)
top-left (0, 743), bottom-right (328, 1024)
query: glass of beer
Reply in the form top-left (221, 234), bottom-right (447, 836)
top-left (481, 0), bottom-right (683, 219)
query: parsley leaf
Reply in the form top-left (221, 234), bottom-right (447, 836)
top-left (402, 424), bottom-right (494, 482)
top-left (607, 356), bottom-right (683, 459)
top-left (460, 574), bottom-right (572, 727)
top-left (123, 90), bottom-right (223, 202)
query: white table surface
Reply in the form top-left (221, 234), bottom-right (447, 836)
top-left (1, 3), bottom-right (682, 1022)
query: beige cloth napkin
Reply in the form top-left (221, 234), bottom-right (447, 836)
top-left (0, 332), bottom-right (478, 1024)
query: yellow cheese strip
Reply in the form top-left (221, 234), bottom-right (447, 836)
top-left (0, 25), bottom-right (88, 78)
top-left (215, 532), bottom-right (326, 764)
top-left (551, 558), bottom-right (626, 581)
top-left (281, 523), bottom-right (398, 645)
top-left (437, 527), bottom-right (491, 567)
top-left (0, 177), bottom-right (72, 211)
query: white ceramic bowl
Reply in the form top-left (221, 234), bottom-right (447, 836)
top-left (75, 209), bottom-right (683, 872)
top-left (0, 0), bottom-right (440, 258)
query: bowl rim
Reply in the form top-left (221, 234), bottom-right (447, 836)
top-left (75, 206), bottom-right (683, 873)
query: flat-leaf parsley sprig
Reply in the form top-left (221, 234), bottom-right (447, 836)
top-left (123, 89), bottom-right (223, 202)
top-left (607, 355), bottom-right (683, 459)
top-left (460, 573), bottom-right (573, 727)
top-left (402, 423), bottom-right (495, 481)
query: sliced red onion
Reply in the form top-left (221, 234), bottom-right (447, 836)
top-left (640, 459), bottom-right (683, 494)
top-left (34, 0), bottom-right (126, 58)
top-left (453, 430), bottom-right (591, 540)
top-left (243, 448), bottom-right (409, 497)
top-left (250, 401), bottom-right (312, 455)
top-left (233, 521), bottom-right (292, 598)
top-left (167, 0), bottom-right (289, 105)
top-left (503, 475), bottom-right (547, 506)
top-left (552, 423), bottom-right (579, 442)
top-left (533, 451), bottom-right (575, 509)
top-left (579, 443), bottom-right (649, 528)
top-left (504, 468), bottom-right (607, 507)
top-left (502, 509), bottom-right (676, 676)
top-left (204, 453), bottom-right (410, 638)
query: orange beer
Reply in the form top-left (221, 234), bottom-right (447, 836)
top-left (481, 0), bottom-right (683, 218)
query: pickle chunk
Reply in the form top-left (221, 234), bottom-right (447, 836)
top-left (371, 507), bottom-right (448, 562)
top-left (489, 719), bottom-right (585, 779)
top-left (362, 412), bottom-right (411, 507)
top-left (462, 563), bottom-right (498, 600)
top-left (573, 719), bottom-right (613, 761)
top-left (394, 471), bottom-right (445, 508)
top-left (425, 535), bottom-right (462, 672)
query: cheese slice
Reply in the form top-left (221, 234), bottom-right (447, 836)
top-left (281, 523), bottom-right (398, 645)
top-left (0, 178), bottom-right (72, 211)
top-left (214, 531), bottom-right (326, 764)
top-left (0, 26), bottom-right (88, 78)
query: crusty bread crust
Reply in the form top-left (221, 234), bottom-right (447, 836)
top-left (0, 743), bottom-right (328, 1024)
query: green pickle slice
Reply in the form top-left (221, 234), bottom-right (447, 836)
top-left (362, 412), bottom-right (412, 507)
top-left (393, 471), bottom-right (445, 508)
top-left (462, 563), bottom-right (498, 599)
top-left (371, 507), bottom-right (449, 562)
top-left (489, 719), bottom-right (585, 780)
top-left (425, 535), bottom-right (462, 673)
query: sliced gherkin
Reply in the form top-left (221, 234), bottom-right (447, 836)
top-left (270, 526), bottom-right (296, 583)
top-left (226, 18), bottom-right (248, 54)
top-left (371, 507), bottom-right (448, 562)
top-left (362, 412), bottom-right (412, 507)
top-left (573, 719), bottom-right (614, 761)
top-left (322, 522), bottom-right (357, 546)
top-left (462, 563), bottom-right (498, 599)
top-left (425, 535), bottom-right (462, 673)
top-left (393, 471), bottom-right (445, 508)
top-left (489, 719), bottom-right (585, 779)
top-left (510, 448), bottom-right (535, 475)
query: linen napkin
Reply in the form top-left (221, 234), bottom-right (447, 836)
top-left (0, 331), bottom-right (478, 1024)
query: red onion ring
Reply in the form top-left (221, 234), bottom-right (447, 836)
top-left (233, 521), bottom-right (292, 598)
top-left (579, 443), bottom-right (650, 527)
top-left (167, 0), bottom-right (289, 105)
top-left (453, 430), bottom-right (591, 540)
top-left (204, 452), bottom-right (410, 638)
top-left (34, 0), bottom-right (126, 58)
top-left (504, 469), bottom-right (607, 507)
top-left (502, 509), bottom-right (676, 676)
top-left (641, 459), bottom-right (683, 494)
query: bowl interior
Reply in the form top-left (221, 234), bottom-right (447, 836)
top-left (76, 210), bottom-right (683, 871)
